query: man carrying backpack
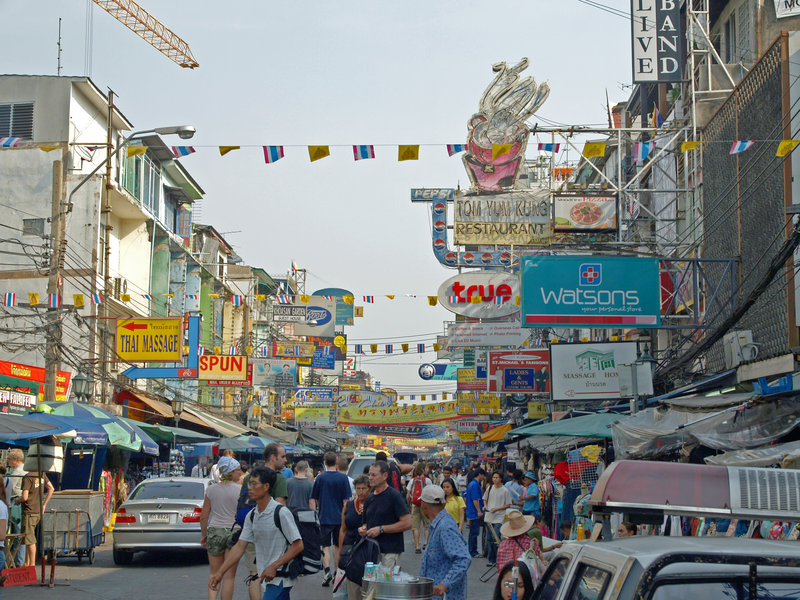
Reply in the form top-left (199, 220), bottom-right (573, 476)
top-left (210, 467), bottom-right (303, 600)
top-left (405, 462), bottom-right (432, 553)
top-left (374, 451), bottom-right (411, 494)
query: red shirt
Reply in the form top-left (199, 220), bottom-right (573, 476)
top-left (496, 534), bottom-right (531, 573)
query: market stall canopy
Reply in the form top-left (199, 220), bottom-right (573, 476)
top-left (183, 405), bottom-right (251, 438)
top-left (115, 389), bottom-right (213, 431)
top-left (257, 424), bottom-right (297, 445)
top-left (612, 394), bottom-right (800, 459)
top-left (217, 436), bottom-right (263, 451)
top-left (299, 428), bottom-right (339, 450)
top-left (519, 435), bottom-right (600, 452)
top-left (37, 402), bottom-right (158, 455)
top-left (121, 418), bottom-right (219, 444)
top-left (0, 413), bottom-right (77, 441)
top-left (26, 412), bottom-right (110, 446)
top-left (481, 422), bottom-right (513, 443)
top-left (704, 440), bottom-right (800, 468)
top-left (510, 412), bottom-right (626, 439)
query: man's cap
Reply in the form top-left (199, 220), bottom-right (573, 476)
top-left (420, 485), bottom-right (445, 505)
top-left (524, 471), bottom-right (538, 481)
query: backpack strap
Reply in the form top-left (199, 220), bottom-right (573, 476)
top-left (273, 504), bottom-right (290, 545)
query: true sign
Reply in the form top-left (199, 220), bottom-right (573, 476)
top-left (116, 318), bottom-right (182, 362)
top-left (631, 0), bottom-right (682, 83)
top-left (197, 355), bottom-right (248, 381)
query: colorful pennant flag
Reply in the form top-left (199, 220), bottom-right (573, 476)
top-left (370, 344), bottom-right (378, 354)
top-left (294, 345), bottom-right (301, 355)
top-left (322, 346), bottom-right (332, 356)
top-left (428, 296), bottom-right (437, 306)
top-left (186, 294), bottom-right (198, 300)
top-left (40, 146), bottom-right (61, 152)
top-left (232, 295), bottom-right (243, 307)
top-left (363, 296), bottom-right (374, 303)
top-left (263, 145), bottom-right (285, 163)
top-left (171, 146), bottom-right (196, 158)
top-left (354, 306), bottom-right (363, 317)
top-left (219, 146), bottom-right (240, 156)
top-left (398, 145), bottom-right (419, 161)
top-left (276, 295), bottom-right (290, 304)
top-left (308, 145), bottom-right (330, 162)
top-left (385, 345), bottom-right (393, 354)
top-left (3, 293), bottom-right (15, 307)
top-left (515, 295), bottom-right (520, 306)
top-left (28, 293), bottom-right (39, 306)
top-left (254, 294), bottom-right (266, 301)
top-left (651, 104), bottom-right (664, 128)
top-left (213, 346), bottom-right (221, 355)
top-left (446, 144), bottom-right (466, 156)
top-left (538, 142), bottom-right (560, 153)
top-left (91, 293), bottom-right (103, 305)
top-left (49, 294), bottom-right (61, 308)
top-left (355, 344), bottom-right (363, 354)
top-left (448, 296), bottom-right (458, 303)
top-left (583, 142), bottom-right (606, 158)
top-left (208, 293), bottom-right (220, 299)
top-left (777, 140), bottom-right (800, 157)
top-left (299, 294), bottom-right (310, 304)
top-left (127, 146), bottom-right (147, 157)
top-left (470, 296), bottom-right (481, 304)
top-left (142, 294), bottom-right (153, 300)
top-left (163, 293), bottom-right (174, 298)
top-left (343, 295), bottom-right (354, 305)
top-left (494, 296), bottom-right (507, 305)
top-left (681, 141), bottom-right (702, 152)
top-left (353, 145), bottom-right (375, 161)
top-left (633, 141), bottom-right (656, 163)
top-left (402, 344), bottom-right (409, 353)
top-left (432, 343), bottom-right (440, 352)
top-left (120, 294), bottom-right (130, 302)
top-left (385, 295), bottom-right (395, 300)
top-left (730, 140), bottom-right (755, 155)
top-left (491, 144), bottom-right (513, 160)
top-left (0, 137), bottom-right (21, 148)
top-left (417, 344), bottom-right (425, 353)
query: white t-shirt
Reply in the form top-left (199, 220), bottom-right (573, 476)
top-left (483, 484), bottom-right (512, 524)
top-left (240, 498), bottom-right (301, 588)
top-left (455, 474), bottom-right (467, 494)
top-left (406, 477), bottom-right (432, 498)
top-left (0, 500), bottom-right (7, 548)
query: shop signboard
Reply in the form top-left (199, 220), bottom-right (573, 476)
top-left (338, 401), bottom-right (459, 426)
top-left (553, 192), bottom-right (617, 232)
top-left (115, 317), bottom-right (182, 362)
top-left (0, 360), bottom-right (71, 403)
top-left (272, 341), bottom-right (317, 362)
top-left (438, 271), bottom-right (520, 319)
top-left (411, 188), bottom-right (455, 202)
top-left (295, 406), bottom-right (334, 428)
top-left (312, 288), bottom-right (355, 326)
top-left (289, 387), bottom-right (337, 405)
top-left (454, 189), bottom-right (551, 245)
top-left (0, 389), bottom-right (38, 415)
top-left (198, 356), bottom-right (248, 381)
top-left (549, 341), bottom-right (638, 401)
top-left (272, 304), bottom-right (307, 322)
top-left (528, 401), bottom-right (548, 419)
top-left (488, 350), bottom-right (550, 393)
top-left (457, 392), bottom-right (503, 415)
top-left (311, 350), bottom-right (335, 369)
top-left (457, 368), bottom-right (486, 391)
top-left (631, 0), bottom-right (682, 83)
top-left (207, 363), bottom-right (254, 387)
top-left (252, 358), bottom-right (297, 388)
top-left (521, 256), bottom-right (661, 328)
top-left (306, 336), bottom-right (346, 361)
top-left (446, 322), bottom-right (529, 347)
top-left (293, 296), bottom-right (336, 337)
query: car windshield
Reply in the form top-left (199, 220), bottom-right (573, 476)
top-left (653, 581), bottom-right (800, 600)
top-left (129, 481), bottom-right (205, 501)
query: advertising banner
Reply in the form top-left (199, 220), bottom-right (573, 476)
top-left (776, 0), bottom-right (800, 18)
top-left (198, 356), bottom-right (248, 381)
top-left (311, 350), bottom-right (335, 369)
top-left (553, 193), bottom-right (617, 232)
top-left (454, 189), bottom-right (551, 245)
top-left (446, 322), bottom-right (529, 347)
top-left (550, 341), bottom-right (637, 401)
top-left (252, 359), bottom-right (297, 388)
top-left (337, 390), bottom-right (394, 408)
top-left (457, 392), bottom-right (503, 415)
top-left (290, 387), bottom-right (337, 404)
top-left (411, 188), bottom-right (455, 203)
top-left (272, 341), bottom-right (317, 360)
top-left (438, 271), bottom-right (520, 319)
top-left (313, 288), bottom-right (355, 326)
top-left (349, 425), bottom-right (447, 439)
top-left (528, 401), bottom-right (548, 419)
top-left (631, 0), bottom-right (682, 83)
top-left (207, 363), bottom-right (254, 387)
top-left (272, 304), bottom-right (307, 322)
top-left (295, 406), bottom-right (334, 428)
top-left (0, 389), bottom-right (38, 415)
top-left (521, 256), bottom-right (661, 328)
top-left (0, 360), bottom-right (71, 403)
top-left (115, 317), bottom-right (182, 363)
top-left (306, 336), bottom-right (346, 361)
top-left (293, 296), bottom-right (336, 337)
top-left (488, 350), bottom-right (550, 393)
top-left (457, 368), bottom-right (487, 391)
top-left (338, 401), bottom-right (459, 425)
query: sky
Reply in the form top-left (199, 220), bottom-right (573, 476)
top-left (1, 0), bottom-right (634, 395)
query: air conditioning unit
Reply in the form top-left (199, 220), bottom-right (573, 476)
top-left (723, 330), bottom-right (755, 369)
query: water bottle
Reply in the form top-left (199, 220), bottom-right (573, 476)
top-left (576, 522), bottom-right (584, 540)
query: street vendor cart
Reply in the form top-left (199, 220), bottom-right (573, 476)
top-left (41, 490), bottom-right (104, 563)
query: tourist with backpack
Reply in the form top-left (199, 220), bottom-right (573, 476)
top-left (311, 452), bottom-right (352, 587)
top-left (405, 462), bottom-right (432, 553)
top-left (374, 451), bottom-right (411, 493)
top-left (359, 461), bottom-right (412, 570)
top-left (210, 467), bottom-right (303, 600)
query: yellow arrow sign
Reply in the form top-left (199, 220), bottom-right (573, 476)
top-left (116, 318), bottom-right (183, 363)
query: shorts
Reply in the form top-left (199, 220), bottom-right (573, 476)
top-left (245, 542), bottom-right (257, 574)
top-left (411, 505), bottom-right (429, 530)
top-left (320, 523), bottom-right (338, 547)
top-left (380, 553), bottom-right (400, 570)
top-left (206, 526), bottom-right (232, 556)
top-left (23, 513), bottom-right (40, 545)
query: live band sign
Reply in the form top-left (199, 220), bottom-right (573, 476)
top-left (631, 0), bottom-right (682, 83)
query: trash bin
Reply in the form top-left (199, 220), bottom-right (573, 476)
top-left (361, 577), bottom-right (434, 600)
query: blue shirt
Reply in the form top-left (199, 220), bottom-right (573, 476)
top-left (505, 481), bottom-right (523, 505)
top-left (420, 509), bottom-right (472, 600)
top-left (464, 479), bottom-right (483, 521)
top-left (311, 470), bottom-right (352, 525)
top-left (281, 466), bottom-right (293, 480)
top-left (523, 481), bottom-right (540, 514)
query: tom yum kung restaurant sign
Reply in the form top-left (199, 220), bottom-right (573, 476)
top-left (454, 189), bottom-right (550, 246)
top-left (631, 0), bottom-right (682, 83)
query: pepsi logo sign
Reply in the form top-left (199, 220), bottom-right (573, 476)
top-left (481, 253), bottom-right (493, 264)
top-left (499, 253), bottom-right (511, 266)
top-left (444, 253), bottom-right (457, 265)
top-left (437, 271), bottom-right (520, 318)
top-left (434, 238), bottom-right (446, 251)
top-left (433, 202), bottom-right (446, 215)
top-left (463, 253), bottom-right (475, 265)
top-left (433, 220), bottom-right (446, 233)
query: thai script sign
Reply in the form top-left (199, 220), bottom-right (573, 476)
top-left (338, 401), bottom-right (459, 425)
top-left (456, 392), bottom-right (503, 415)
top-left (454, 190), bottom-right (550, 245)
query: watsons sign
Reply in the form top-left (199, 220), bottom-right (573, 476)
top-left (631, 0), bottom-right (682, 83)
top-left (454, 189), bottom-right (550, 246)
top-left (437, 271), bottom-right (520, 318)
top-left (521, 256), bottom-right (661, 328)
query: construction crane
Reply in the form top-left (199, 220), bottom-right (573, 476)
top-left (91, 0), bottom-right (199, 69)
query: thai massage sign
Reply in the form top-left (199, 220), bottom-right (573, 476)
top-left (337, 401), bottom-right (459, 425)
top-left (454, 189), bottom-right (551, 245)
top-left (631, 0), bottom-right (682, 83)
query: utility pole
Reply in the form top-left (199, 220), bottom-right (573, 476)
top-left (44, 159), bottom-right (66, 403)
top-left (100, 89), bottom-right (115, 405)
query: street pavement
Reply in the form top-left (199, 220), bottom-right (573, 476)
top-left (3, 530), bottom-right (498, 599)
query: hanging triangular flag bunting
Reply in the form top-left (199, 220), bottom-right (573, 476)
top-left (0, 137), bottom-right (21, 148)
top-left (219, 146), bottom-right (240, 156)
top-left (398, 145), bottom-right (419, 161)
top-left (470, 296), bottom-right (481, 304)
top-left (299, 295), bottom-right (310, 303)
top-left (263, 146), bottom-right (284, 163)
top-left (355, 344), bottom-right (363, 354)
top-left (446, 144), bottom-right (466, 156)
top-left (633, 141), bottom-right (656, 163)
top-left (433, 343), bottom-right (440, 351)
top-left (385, 345), bottom-right (393, 354)
top-left (777, 140), bottom-right (800, 157)
top-left (172, 146), bottom-right (196, 158)
top-left (232, 295), bottom-right (243, 307)
top-left (402, 343), bottom-right (409, 353)
top-left (40, 146), bottom-right (61, 152)
top-left (120, 293), bottom-right (131, 302)
top-left (681, 141), bottom-right (702, 152)
top-left (538, 142), bottom-right (560, 153)
top-left (583, 142), bottom-right (606, 158)
top-left (49, 294), bottom-right (61, 308)
top-left (308, 145), bottom-right (330, 162)
top-left (417, 344), bottom-right (425, 353)
top-left (127, 146), bottom-right (147, 157)
top-left (342, 295), bottom-right (354, 305)
top-left (353, 145), bottom-right (375, 161)
top-left (491, 144), bottom-right (513, 160)
top-left (428, 296), bottom-right (437, 306)
top-left (370, 344), bottom-right (378, 354)
top-left (730, 140), bottom-right (755, 155)
top-left (363, 296), bottom-right (374, 303)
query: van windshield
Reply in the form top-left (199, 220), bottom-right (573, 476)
top-left (653, 581), bottom-right (800, 600)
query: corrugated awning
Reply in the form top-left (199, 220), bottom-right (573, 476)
top-left (184, 405), bottom-right (251, 438)
top-left (115, 389), bottom-right (210, 430)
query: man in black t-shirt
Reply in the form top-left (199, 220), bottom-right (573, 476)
top-left (359, 461), bottom-right (412, 569)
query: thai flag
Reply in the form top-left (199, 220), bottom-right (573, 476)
top-left (730, 140), bottom-right (755, 154)
top-left (49, 294), bottom-right (61, 308)
top-left (0, 137), bottom-right (21, 148)
top-left (322, 346), bottom-right (332, 356)
top-left (353, 145), bottom-right (375, 161)
top-left (232, 295), bottom-right (243, 306)
top-left (3, 293), bottom-right (15, 307)
top-left (293, 345), bottom-right (300, 356)
top-left (261, 347), bottom-right (269, 357)
top-left (91, 293), bottom-right (103, 304)
top-left (417, 344), bottom-right (425, 353)
top-left (432, 395), bottom-right (437, 401)
top-left (494, 296), bottom-right (507, 305)
top-left (594, 336), bottom-right (602, 341)
top-left (446, 144), bottom-right (466, 156)
top-left (171, 146), bottom-right (196, 158)
top-left (86, 145), bottom-right (101, 152)
top-left (568, 337), bottom-right (575, 343)
top-left (447, 296), bottom-right (458, 303)
top-left (198, 346), bottom-right (205, 356)
top-left (385, 345), bottom-right (393, 354)
top-left (535, 338), bottom-right (542, 346)
top-left (322, 295), bottom-right (334, 301)
top-left (538, 143), bottom-right (560, 153)
top-left (263, 146), bottom-right (284, 163)
top-left (355, 344), bottom-right (363, 354)
top-left (276, 295), bottom-right (290, 304)
top-left (363, 296), bottom-right (374, 303)
top-left (411, 395), bottom-right (415, 401)
top-left (186, 294), bottom-right (198, 300)
top-left (633, 141), bottom-right (655, 163)
top-left (142, 294), bottom-right (153, 300)
top-left (229, 345), bottom-right (237, 355)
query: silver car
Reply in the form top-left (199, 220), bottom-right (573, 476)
top-left (112, 477), bottom-right (211, 564)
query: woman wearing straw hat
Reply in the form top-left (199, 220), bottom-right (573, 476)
top-left (496, 509), bottom-right (544, 575)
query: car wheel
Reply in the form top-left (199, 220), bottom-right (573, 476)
top-left (113, 547), bottom-right (133, 565)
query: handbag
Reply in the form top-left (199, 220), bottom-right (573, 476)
top-left (338, 536), bottom-right (380, 587)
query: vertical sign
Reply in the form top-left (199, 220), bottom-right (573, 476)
top-left (631, 0), bottom-right (682, 83)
